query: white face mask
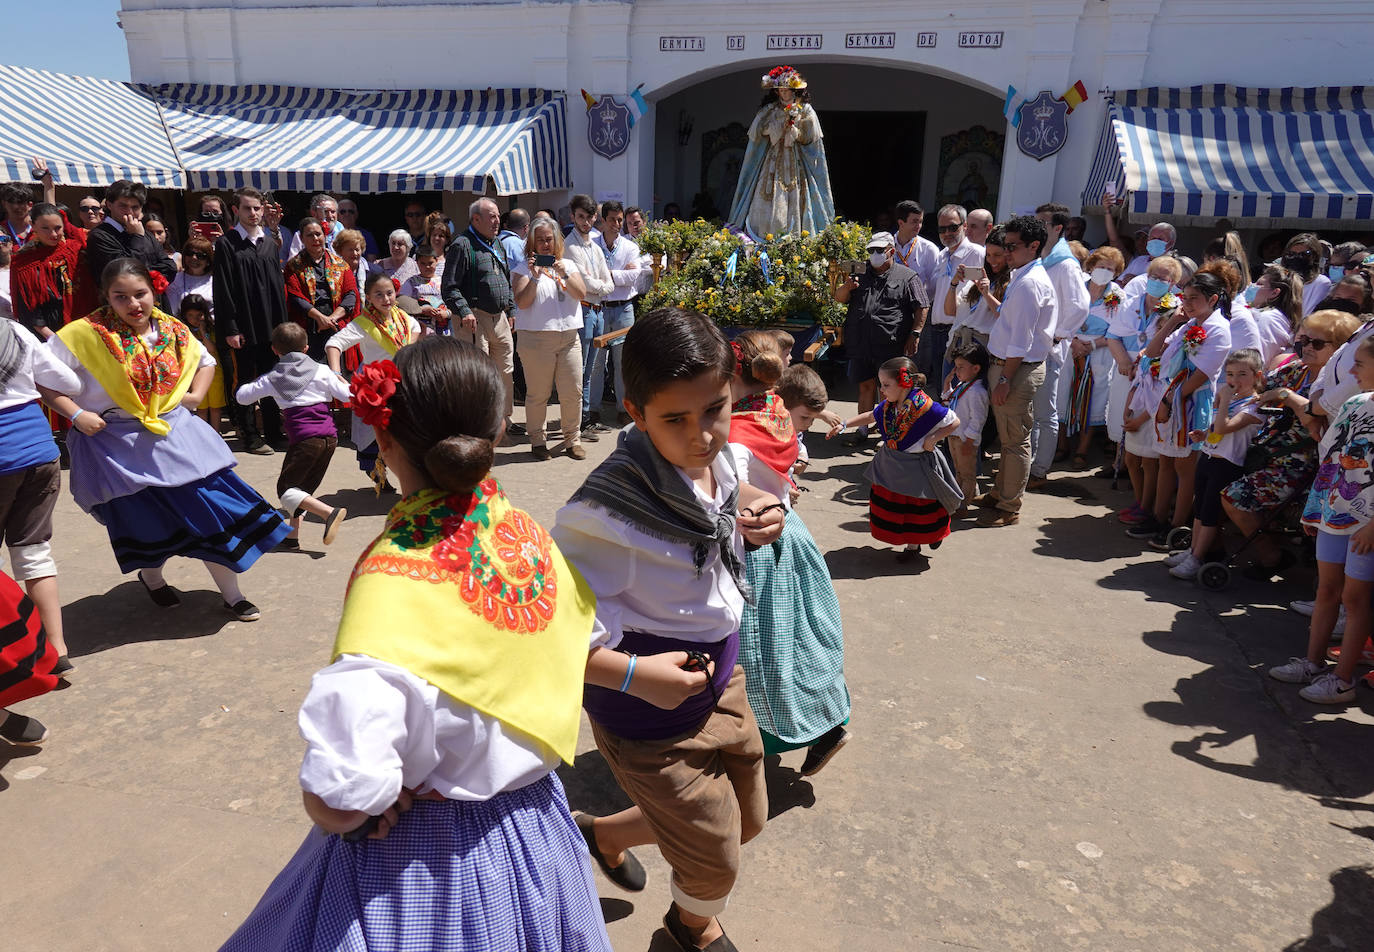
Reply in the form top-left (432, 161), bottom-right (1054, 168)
top-left (1089, 267), bottom-right (1114, 286)
top-left (869, 252), bottom-right (888, 268)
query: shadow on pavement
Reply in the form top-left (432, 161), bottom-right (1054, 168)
top-left (558, 749), bottom-right (635, 818)
top-left (317, 487), bottom-right (397, 518)
top-left (1035, 512), bottom-right (1146, 563)
top-left (599, 897), bottom-right (633, 924)
top-left (0, 743), bottom-right (42, 793)
top-left (62, 583), bottom-right (238, 657)
top-left (824, 545), bottom-right (931, 579)
top-left (1283, 865), bottom-right (1374, 951)
top-left (763, 755), bottom-right (815, 819)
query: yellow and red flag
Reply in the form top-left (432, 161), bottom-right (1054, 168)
top-left (1059, 80), bottom-right (1088, 114)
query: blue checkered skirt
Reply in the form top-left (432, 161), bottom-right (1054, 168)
top-left (739, 511), bottom-right (850, 754)
top-left (219, 773), bottom-right (611, 952)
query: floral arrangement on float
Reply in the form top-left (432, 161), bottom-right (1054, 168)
top-left (637, 218), bottom-right (870, 328)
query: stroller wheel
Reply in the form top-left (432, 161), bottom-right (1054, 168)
top-left (1166, 526), bottom-right (1192, 552)
top-left (1198, 562), bottom-right (1231, 590)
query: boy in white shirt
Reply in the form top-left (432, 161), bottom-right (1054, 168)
top-left (235, 322), bottom-right (349, 549)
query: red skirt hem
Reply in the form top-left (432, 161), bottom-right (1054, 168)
top-left (869, 486), bottom-right (951, 545)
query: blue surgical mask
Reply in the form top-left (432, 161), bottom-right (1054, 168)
top-left (1328, 265), bottom-right (1345, 281)
top-left (1243, 285), bottom-right (1258, 304)
top-left (1146, 238), bottom-right (1168, 257)
top-left (1145, 277), bottom-right (1170, 298)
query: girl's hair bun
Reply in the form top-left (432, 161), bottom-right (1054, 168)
top-left (424, 434), bottom-right (494, 494)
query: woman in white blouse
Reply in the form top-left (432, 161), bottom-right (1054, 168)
top-left (510, 218), bottom-right (587, 460)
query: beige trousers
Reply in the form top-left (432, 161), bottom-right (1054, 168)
top-left (987, 359), bottom-right (1045, 513)
top-left (517, 329), bottom-right (583, 448)
top-left (459, 308), bottom-right (515, 420)
top-left (590, 666), bottom-right (767, 918)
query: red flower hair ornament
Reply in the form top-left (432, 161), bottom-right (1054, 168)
top-left (897, 367), bottom-right (916, 389)
top-left (731, 339), bottom-right (746, 369)
top-left (350, 359), bottom-right (402, 429)
top-left (150, 270), bottom-right (169, 296)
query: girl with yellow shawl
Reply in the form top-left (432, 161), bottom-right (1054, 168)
top-left (219, 337), bottom-right (611, 952)
top-left (44, 258), bottom-right (288, 622)
top-left (326, 272), bottom-right (422, 491)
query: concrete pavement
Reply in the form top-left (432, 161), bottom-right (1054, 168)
top-left (3, 406), bottom-right (1372, 951)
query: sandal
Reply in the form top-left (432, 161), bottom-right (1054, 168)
top-left (323, 507), bottom-right (347, 546)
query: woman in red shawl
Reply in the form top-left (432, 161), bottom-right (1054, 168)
top-left (10, 202), bottom-right (98, 340)
top-left (284, 218), bottom-right (358, 360)
top-left (0, 568), bottom-right (58, 747)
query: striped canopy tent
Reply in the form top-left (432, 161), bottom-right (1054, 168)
top-left (0, 66), bottom-right (185, 188)
top-left (1083, 85), bottom-right (1374, 227)
top-left (148, 85), bottom-right (571, 195)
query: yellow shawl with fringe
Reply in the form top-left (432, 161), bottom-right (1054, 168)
top-left (353, 304), bottom-right (417, 357)
top-left (56, 307), bottom-right (202, 436)
top-left (334, 480), bottom-right (595, 764)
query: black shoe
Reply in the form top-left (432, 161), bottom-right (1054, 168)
top-left (52, 655), bottom-right (75, 680)
top-left (1124, 518), bottom-right (1165, 540)
top-left (580, 426), bottom-right (601, 443)
top-left (531, 445), bottom-right (552, 461)
top-left (800, 725), bottom-right (851, 776)
top-left (1146, 531), bottom-right (1174, 552)
top-left (323, 508), bottom-right (346, 546)
top-left (662, 904), bottom-right (738, 952)
top-left (224, 599), bottom-right (261, 622)
top-left (138, 570), bottom-right (181, 608)
top-left (276, 537), bottom-right (301, 551)
top-left (0, 711), bottom-right (48, 746)
top-left (587, 421), bottom-right (613, 433)
top-left (575, 813), bottom-right (646, 891)
top-left (506, 422), bottom-right (527, 437)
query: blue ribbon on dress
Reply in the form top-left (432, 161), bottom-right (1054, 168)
top-left (758, 250), bottom-right (772, 285)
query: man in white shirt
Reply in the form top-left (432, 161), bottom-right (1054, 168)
top-left (593, 201), bottom-right (643, 425)
top-left (890, 200), bottom-right (941, 302)
top-left (1028, 202), bottom-right (1092, 487)
top-left (563, 194), bottom-right (616, 439)
top-left (979, 215), bottom-right (1057, 526)
top-left (966, 208), bottom-right (994, 247)
top-left (920, 204), bottom-right (986, 392)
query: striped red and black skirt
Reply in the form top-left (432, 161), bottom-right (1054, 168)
top-left (869, 485), bottom-right (951, 546)
top-left (0, 571), bottom-right (57, 709)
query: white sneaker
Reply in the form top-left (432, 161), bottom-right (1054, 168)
top-left (1333, 608), bottom-right (1347, 637)
top-left (1164, 550), bottom-right (1192, 567)
top-left (1288, 599), bottom-right (1347, 634)
top-left (1268, 657), bottom-right (1327, 683)
top-left (1298, 671), bottom-right (1357, 704)
top-left (1289, 599), bottom-right (1315, 617)
top-left (1169, 554), bottom-right (1201, 579)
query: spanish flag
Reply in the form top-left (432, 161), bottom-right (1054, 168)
top-left (580, 89), bottom-right (597, 110)
top-left (1059, 80), bottom-right (1088, 114)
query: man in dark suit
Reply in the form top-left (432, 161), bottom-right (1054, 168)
top-left (214, 186), bottom-right (290, 454)
top-left (85, 180), bottom-right (177, 286)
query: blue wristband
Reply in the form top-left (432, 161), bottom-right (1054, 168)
top-left (68, 408), bottom-right (86, 423)
top-left (619, 654), bottom-right (637, 693)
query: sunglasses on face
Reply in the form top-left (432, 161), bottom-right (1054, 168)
top-left (79, 204), bottom-right (102, 213)
top-left (186, 251), bottom-right (210, 260)
top-left (937, 224), bottom-right (962, 234)
top-left (1294, 336), bottom-right (1332, 350)
top-left (1002, 240), bottom-right (1025, 251)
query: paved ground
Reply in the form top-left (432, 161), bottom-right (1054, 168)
top-left (3, 401), bottom-right (1373, 952)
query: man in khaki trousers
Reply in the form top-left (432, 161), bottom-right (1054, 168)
top-left (441, 197), bottom-right (518, 431)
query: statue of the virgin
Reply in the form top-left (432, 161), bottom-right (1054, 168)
top-left (728, 65), bottom-right (836, 239)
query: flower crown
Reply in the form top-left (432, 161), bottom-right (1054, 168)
top-left (761, 66), bottom-right (806, 90)
top-left (350, 359), bottom-right (401, 429)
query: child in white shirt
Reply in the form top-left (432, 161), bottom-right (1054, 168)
top-left (235, 322), bottom-right (350, 548)
top-left (1165, 349), bottom-right (1264, 579)
top-left (942, 340), bottom-right (990, 509)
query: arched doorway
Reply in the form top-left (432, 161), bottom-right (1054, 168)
top-left (650, 61), bottom-right (1005, 224)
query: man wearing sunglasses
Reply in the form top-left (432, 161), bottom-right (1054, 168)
top-left (402, 201), bottom-right (429, 249)
top-left (919, 204), bottom-right (986, 393)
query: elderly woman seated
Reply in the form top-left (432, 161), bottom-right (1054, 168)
top-left (1221, 309), bottom-right (1362, 580)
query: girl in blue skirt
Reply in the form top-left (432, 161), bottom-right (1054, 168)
top-left (44, 257), bottom-right (288, 620)
top-left (219, 338), bottom-right (610, 952)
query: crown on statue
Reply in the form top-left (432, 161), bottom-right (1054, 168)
top-left (761, 65), bottom-right (807, 90)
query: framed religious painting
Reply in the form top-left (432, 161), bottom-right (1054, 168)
top-left (936, 125), bottom-right (1004, 214)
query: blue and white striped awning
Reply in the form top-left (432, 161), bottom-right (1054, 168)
top-left (147, 85), bottom-right (570, 195)
top-left (1083, 85), bottom-right (1374, 226)
top-left (0, 66), bottom-right (185, 189)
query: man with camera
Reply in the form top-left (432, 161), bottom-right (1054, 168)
top-left (920, 204), bottom-right (986, 393)
top-left (836, 231), bottom-right (930, 445)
